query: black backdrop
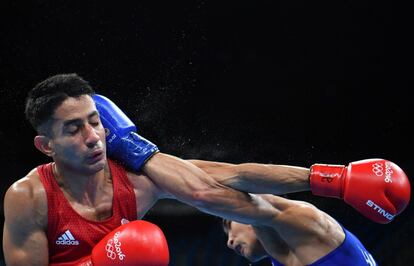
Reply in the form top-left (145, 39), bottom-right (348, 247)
top-left (0, 1), bottom-right (412, 265)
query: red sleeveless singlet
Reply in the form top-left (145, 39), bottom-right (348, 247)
top-left (37, 159), bottom-right (137, 265)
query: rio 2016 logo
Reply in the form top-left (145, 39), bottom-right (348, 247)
top-left (371, 162), bottom-right (393, 183)
top-left (105, 232), bottom-right (126, 261)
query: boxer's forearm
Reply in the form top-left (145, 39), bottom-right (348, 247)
top-left (188, 160), bottom-right (310, 194)
top-left (229, 163), bottom-right (310, 194)
top-left (143, 153), bottom-right (278, 226)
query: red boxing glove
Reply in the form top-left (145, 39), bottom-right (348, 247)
top-left (80, 220), bottom-right (169, 266)
top-left (309, 159), bottom-right (411, 224)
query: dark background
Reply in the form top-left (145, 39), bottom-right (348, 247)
top-left (0, 0), bottom-right (412, 265)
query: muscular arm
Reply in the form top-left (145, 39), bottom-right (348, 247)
top-left (255, 195), bottom-right (345, 265)
top-left (143, 153), bottom-right (277, 226)
top-left (188, 159), bottom-right (310, 194)
top-left (3, 177), bottom-right (49, 266)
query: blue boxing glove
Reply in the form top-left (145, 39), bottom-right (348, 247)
top-left (93, 94), bottom-right (159, 171)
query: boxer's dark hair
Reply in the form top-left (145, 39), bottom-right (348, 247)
top-left (25, 73), bottom-right (95, 134)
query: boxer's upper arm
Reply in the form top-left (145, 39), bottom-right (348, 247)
top-left (262, 195), bottom-right (345, 262)
top-left (3, 178), bottom-right (49, 266)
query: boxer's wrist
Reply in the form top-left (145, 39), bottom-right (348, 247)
top-left (119, 132), bottom-right (159, 172)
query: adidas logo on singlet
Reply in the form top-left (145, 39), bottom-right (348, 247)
top-left (55, 230), bottom-right (80, 245)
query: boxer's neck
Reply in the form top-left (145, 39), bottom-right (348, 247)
top-left (52, 161), bottom-right (111, 205)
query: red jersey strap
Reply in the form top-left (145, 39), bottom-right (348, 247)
top-left (37, 159), bottom-right (137, 265)
top-left (109, 160), bottom-right (137, 220)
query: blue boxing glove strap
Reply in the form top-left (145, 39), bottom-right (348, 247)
top-left (114, 131), bottom-right (159, 171)
top-left (93, 94), bottom-right (159, 171)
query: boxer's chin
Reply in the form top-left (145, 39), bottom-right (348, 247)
top-left (86, 156), bottom-right (107, 173)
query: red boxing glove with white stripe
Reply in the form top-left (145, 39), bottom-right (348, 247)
top-left (78, 220), bottom-right (169, 266)
top-left (309, 158), bottom-right (411, 224)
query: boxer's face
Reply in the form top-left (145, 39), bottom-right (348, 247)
top-left (226, 221), bottom-right (267, 262)
top-left (45, 95), bottom-right (107, 174)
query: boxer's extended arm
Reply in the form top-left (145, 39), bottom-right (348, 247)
top-left (93, 94), bottom-right (278, 225)
top-left (93, 94), bottom-right (410, 224)
top-left (3, 178), bottom-right (48, 266)
top-left (188, 159), bottom-right (310, 194)
top-left (190, 158), bottom-right (411, 224)
top-left (143, 153), bottom-right (278, 225)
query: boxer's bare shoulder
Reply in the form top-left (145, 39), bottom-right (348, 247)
top-left (4, 167), bottom-right (47, 228)
top-left (3, 168), bottom-right (49, 266)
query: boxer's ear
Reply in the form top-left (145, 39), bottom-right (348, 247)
top-left (34, 135), bottom-right (55, 157)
